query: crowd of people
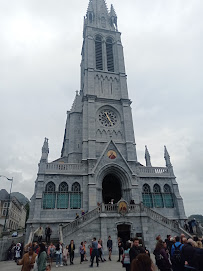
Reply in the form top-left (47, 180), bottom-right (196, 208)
top-left (5, 227), bottom-right (203, 271)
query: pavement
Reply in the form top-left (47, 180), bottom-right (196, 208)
top-left (0, 256), bottom-right (124, 271)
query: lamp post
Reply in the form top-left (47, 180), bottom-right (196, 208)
top-left (0, 175), bottom-right (13, 231)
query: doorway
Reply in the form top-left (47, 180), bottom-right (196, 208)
top-left (102, 174), bottom-right (122, 204)
top-left (117, 224), bottom-right (131, 249)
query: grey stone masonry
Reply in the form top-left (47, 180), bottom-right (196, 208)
top-left (26, 0), bottom-right (187, 247)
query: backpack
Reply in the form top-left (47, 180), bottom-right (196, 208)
top-left (153, 250), bottom-right (165, 269)
top-left (172, 244), bottom-right (182, 265)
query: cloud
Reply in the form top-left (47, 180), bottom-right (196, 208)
top-left (0, 0), bottom-right (202, 216)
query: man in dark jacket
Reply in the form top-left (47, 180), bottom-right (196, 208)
top-left (68, 240), bottom-right (75, 265)
top-left (181, 239), bottom-right (196, 270)
top-left (129, 238), bottom-right (145, 264)
top-left (107, 236), bottom-right (113, 261)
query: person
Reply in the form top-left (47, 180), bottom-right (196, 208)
top-left (15, 243), bottom-right (22, 262)
top-left (131, 254), bottom-right (155, 271)
top-left (37, 243), bottom-right (47, 271)
top-left (171, 236), bottom-right (183, 271)
top-left (75, 213), bottom-right (79, 219)
top-left (63, 245), bottom-right (69, 266)
top-left (153, 240), bottom-right (172, 271)
top-left (45, 226), bottom-right (52, 244)
top-left (68, 240), bottom-right (75, 265)
top-left (181, 239), bottom-right (197, 270)
top-left (191, 218), bottom-right (197, 234)
top-left (184, 220), bottom-right (189, 232)
top-left (165, 235), bottom-right (173, 253)
top-left (34, 226), bottom-right (44, 243)
top-left (84, 241), bottom-right (88, 261)
top-left (55, 242), bottom-right (63, 267)
top-left (117, 238), bottom-right (124, 262)
top-left (122, 241), bottom-right (131, 271)
top-left (129, 238), bottom-right (145, 264)
top-left (107, 236), bottom-right (113, 261)
top-left (79, 242), bottom-right (85, 264)
top-left (46, 265), bottom-right (51, 271)
top-left (90, 237), bottom-right (99, 268)
top-left (81, 210), bottom-right (85, 216)
top-left (17, 245), bottom-right (37, 271)
top-left (98, 240), bottom-right (104, 262)
top-left (47, 243), bottom-right (55, 267)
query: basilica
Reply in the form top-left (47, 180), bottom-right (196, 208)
top-left (27, 0), bottom-right (188, 251)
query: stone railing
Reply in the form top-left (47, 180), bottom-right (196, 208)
top-left (140, 203), bottom-right (179, 230)
top-left (137, 166), bottom-right (170, 177)
top-left (62, 205), bottom-right (102, 237)
top-left (103, 204), bottom-right (118, 212)
top-left (45, 163), bottom-right (85, 174)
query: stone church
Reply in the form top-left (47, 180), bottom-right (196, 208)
top-left (27, 0), bottom-right (188, 251)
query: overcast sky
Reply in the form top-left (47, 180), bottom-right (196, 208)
top-left (0, 0), bottom-right (202, 216)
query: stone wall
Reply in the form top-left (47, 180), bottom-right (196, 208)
top-left (0, 235), bottom-right (24, 261)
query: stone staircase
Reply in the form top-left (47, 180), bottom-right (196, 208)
top-left (62, 205), bottom-right (102, 238)
top-left (61, 203), bottom-right (192, 240)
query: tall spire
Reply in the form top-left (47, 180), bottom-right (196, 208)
top-left (85, 0), bottom-right (117, 31)
top-left (145, 146), bottom-right (152, 167)
top-left (40, 138), bottom-right (49, 163)
top-left (164, 146), bottom-right (172, 167)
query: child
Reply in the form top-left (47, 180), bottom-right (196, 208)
top-left (63, 245), bottom-right (69, 266)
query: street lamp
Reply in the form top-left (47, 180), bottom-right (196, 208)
top-left (0, 175), bottom-right (13, 231)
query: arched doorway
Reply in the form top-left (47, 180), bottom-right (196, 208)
top-left (102, 174), bottom-right (122, 204)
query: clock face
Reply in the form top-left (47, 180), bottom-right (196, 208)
top-left (98, 109), bottom-right (117, 127)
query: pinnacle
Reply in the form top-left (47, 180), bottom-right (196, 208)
top-left (110, 4), bottom-right (117, 17)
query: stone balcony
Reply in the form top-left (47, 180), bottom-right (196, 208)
top-left (45, 163), bottom-right (85, 175)
top-left (137, 166), bottom-right (172, 178)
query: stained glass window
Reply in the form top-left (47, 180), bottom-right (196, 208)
top-left (163, 184), bottom-right (174, 208)
top-left (57, 182), bottom-right (69, 209)
top-left (70, 182), bottom-right (82, 209)
top-left (153, 184), bottom-right (164, 208)
top-left (142, 184), bottom-right (153, 208)
top-left (106, 38), bottom-right (114, 72)
top-left (43, 182), bottom-right (56, 209)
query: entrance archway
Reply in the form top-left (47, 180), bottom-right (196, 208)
top-left (102, 174), bottom-right (122, 204)
top-left (117, 224), bottom-right (131, 249)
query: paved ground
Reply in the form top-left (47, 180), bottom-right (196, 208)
top-left (0, 256), bottom-right (124, 271)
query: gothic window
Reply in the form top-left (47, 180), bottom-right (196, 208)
top-left (43, 182), bottom-right (56, 209)
top-left (106, 38), bottom-right (114, 72)
top-left (142, 184), bottom-right (153, 208)
top-left (70, 182), bottom-right (82, 209)
top-left (153, 184), bottom-right (164, 208)
top-left (163, 184), bottom-right (174, 208)
top-left (95, 35), bottom-right (103, 70)
top-left (57, 182), bottom-right (69, 209)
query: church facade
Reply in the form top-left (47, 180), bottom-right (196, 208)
top-left (27, 0), bottom-right (187, 251)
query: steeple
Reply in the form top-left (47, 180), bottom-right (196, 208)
top-left (85, 0), bottom-right (117, 31)
top-left (40, 138), bottom-right (49, 163)
top-left (145, 146), bottom-right (152, 167)
top-left (164, 146), bottom-right (172, 167)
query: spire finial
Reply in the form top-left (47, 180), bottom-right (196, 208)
top-left (164, 146), bottom-right (172, 167)
top-left (145, 145), bottom-right (152, 167)
top-left (40, 138), bottom-right (49, 163)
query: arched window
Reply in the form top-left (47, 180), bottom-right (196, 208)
top-left (70, 182), bottom-right (82, 209)
top-left (43, 182), bottom-right (56, 209)
top-left (106, 38), bottom-right (114, 72)
top-left (57, 182), bottom-right (69, 209)
top-left (142, 184), bottom-right (153, 208)
top-left (153, 184), bottom-right (164, 208)
top-left (163, 184), bottom-right (174, 208)
top-left (95, 35), bottom-right (103, 70)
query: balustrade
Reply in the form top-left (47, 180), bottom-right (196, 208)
top-left (45, 163), bottom-right (84, 173)
top-left (138, 167), bottom-right (169, 175)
